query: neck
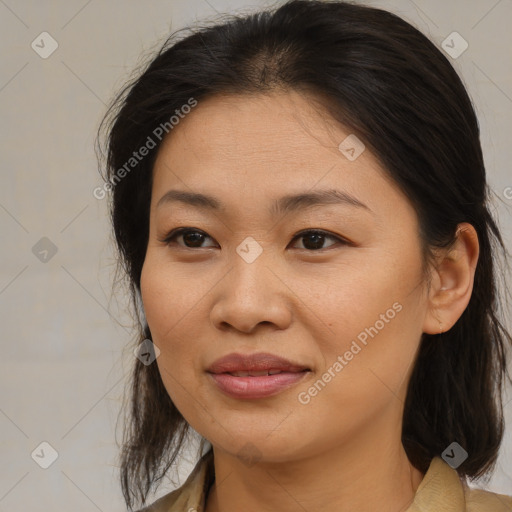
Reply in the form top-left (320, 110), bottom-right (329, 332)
top-left (205, 416), bottom-right (424, 512)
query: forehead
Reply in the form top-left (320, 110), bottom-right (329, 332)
top-left (150, 91), bottom-right (412, 224)
top-left (153, 91), bottom-right (384, 183)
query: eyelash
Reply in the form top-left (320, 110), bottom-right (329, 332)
top-left (159, 227), bottom-right (350, 251)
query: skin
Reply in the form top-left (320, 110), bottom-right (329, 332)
top-left (140, 90), bottom-right (479, 512)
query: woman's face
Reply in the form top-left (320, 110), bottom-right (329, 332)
top-left (140, 91), bottom-right (430, 462)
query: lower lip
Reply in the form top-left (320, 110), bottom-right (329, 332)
top-left (208, 371), bottom-right (309, 399)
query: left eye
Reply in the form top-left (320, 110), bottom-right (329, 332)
top-left (291, 230), bottom-right (344, 250)
top-left (161, 228), bottom-right (346, 251)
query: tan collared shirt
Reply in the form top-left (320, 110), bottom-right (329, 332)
top-left (140, 451), bottom-right (512, 511)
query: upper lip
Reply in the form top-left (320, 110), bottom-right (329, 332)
top-left (207, 352), bottom-right (310, 374)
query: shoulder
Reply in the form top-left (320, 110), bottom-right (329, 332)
top-left (464, 485), bottom-right (512, 512)
top-left (135, 450), bottom-right (214, 512)
top-left (410, 456), bottom-right (512, 512)
top-left (135, 488), bottom-right (183, 512)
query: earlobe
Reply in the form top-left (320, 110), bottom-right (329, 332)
top-left (422, 223), bottom-right (479, 335)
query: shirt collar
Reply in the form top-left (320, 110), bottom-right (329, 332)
top-left (405, 456), bottom-right (465, 511)
top-left (176, 449), bottom-right (214, 512)
top-left (174, 453), bottom-right (466, 512)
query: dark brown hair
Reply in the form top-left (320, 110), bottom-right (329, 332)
top-left (96, 1), bottom-right (512, 509)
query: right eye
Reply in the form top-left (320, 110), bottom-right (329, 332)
top-left (160, 227), bottom-right (218, 248)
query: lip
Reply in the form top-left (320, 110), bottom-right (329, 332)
top-left (207, 352), bottom-right (310, 374)
top-left (207, 352), bottom-right (311, 399)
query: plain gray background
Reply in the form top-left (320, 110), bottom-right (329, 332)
top-left (1, 0), bottom-right (511, 510)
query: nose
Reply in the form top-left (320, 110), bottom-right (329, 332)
top-left (209, 254), bottom-right (292, 334)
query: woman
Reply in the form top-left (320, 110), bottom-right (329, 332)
top-left (97, 1), bottom-right (512, 510)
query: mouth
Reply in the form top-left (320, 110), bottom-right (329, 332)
top-left (207, 352), bottom-right (310, 374)
top-left (225, 369), bottom-right (299, 377)
top-left (207, 352), bottom-right (311, 399)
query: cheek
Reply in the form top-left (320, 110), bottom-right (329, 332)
top-left (293, 247), bottom-right (423, 347)
top-left (140, 254), bottom-right (210, 340)
top-left (297, 250), bottom-right (425, 402)
top-left (139, 255), bottom-right (212, 406)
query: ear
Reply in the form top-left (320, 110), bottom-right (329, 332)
top-left (422, 222), bottom-right (480, 335)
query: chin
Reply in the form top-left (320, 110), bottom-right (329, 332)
top-left (207, 427), bottom-right (315, 465)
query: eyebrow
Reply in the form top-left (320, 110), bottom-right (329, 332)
top-left (156, 188), bottom-right (372, 216)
